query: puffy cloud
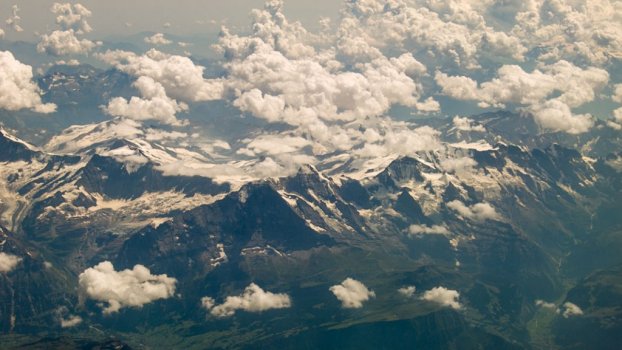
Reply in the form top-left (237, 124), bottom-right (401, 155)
top-left (330, 278), bottom-right (376, 309)
top-left (453, 116), bottom-right (485, 132)
top-left (0, 252), bottom-right (21, 273)
top-left (144, 33), bottom-right (172, 46)
top-left (0, 51), bottom-right (57, 113)
top-left (509, 0), bottom-right (622, 65)
top-left (37, 30), bottom-right (99, 56)
top-left (561, 302), bottom-right (584, 318)
top-left (6, 5), bottom-right (23, 32)
top-left (447, 200), bottom-right (501, 222)
top-left (201, 296), bottom-right (215, 310)
top-left (78, 261), bottom-right (177, 314)
top-left (338, 0), bottom-right (529, 68)
top-left (440, 157), bottom-right (478, 175)
top-left (97, 49), bottom-right (224, 102)
top-left (219, 40), bottom-right (433, 126)
top-left (408, 224), bottom-right (450, 236)
top-left (104, 76), bottom-right (188, 125)
top-left (205, 283), bottom-right (291, 317)
top-left (535, 299), bottom-right (557, 310)
top-left (421, 286), bottom-right (462, 310)
top-left (51, 2), bottom-right (92, 33)
top-left (398, 286), bottom-right (417, 297)
top-left (530, 100), bottom-right (594, 135)
top-left (436, 61), bottom-right (608, 133)
top-left (37, 3), bottom-right (99, 56)
top-left (60, 315), bottom-right (83, 328)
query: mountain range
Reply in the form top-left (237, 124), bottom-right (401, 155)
top-left (1, 110), bottom-right (621, 349)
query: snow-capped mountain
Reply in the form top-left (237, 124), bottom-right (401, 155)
top-left (1, 121), bottom-right (621, 348)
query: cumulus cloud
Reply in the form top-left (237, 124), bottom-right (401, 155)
top-left (509, 0), bottom-right (622, 65)
top-left (0, 252), bottom-right (21, 273)
top-left (338, 0), bottom-right (528, 68)
top-left (535, 299), bottom-right (557, 310)
top-left (6, 5), bottom-right (23, 32)
top-left (38, 3), bottom-right (98, 56)
top-left (453, 116), bottom-right (485, 132)
top-left (330, 278), bottom-right (376, 309)
top-left (408, 224), bottom-right (450, 236)
top-left (436, 61), bottom-right (608, 134)
top-left (51, 2), bottom-right (92, 33)
top-left (78, 261), bottom-right (177, 314)
top-left (37, 30), bottom-right (99, 56)
top-left (98, 49), bottom-right (224, 102)
top-left (60, 315), bottom-right (83, 328)
top-left (447, 200), bottom-right (501, 222)
top-left (204, 283), bottom-right (291, 317)
top-left (440, 157), bottom-right (478, 175)
top-left (0, 51), bottom-right (57, 113)
top-left (398, 286), bottom-right (417, 297)
top-left (144, 33), bottom-right (172, 46)
top-left (421, 286), bottom-right (462, 310)
top-left (104, 76), bottom-right (188, 125)
top-left (561, 302), bottom-right (584, 318)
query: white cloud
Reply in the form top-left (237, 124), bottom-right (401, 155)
top-left (421, 286), bottom-right (462, 310)
top-left (97, 49), bottom-right (224, 102)
top-left (51, 2), bottom-right (92, 34)
top-left (509, 0), bottom-right (622, 65)
top-left (338, 0), bottom-right (530, 68)
top-left (0, 51), bottom-right (57, 113)
top-left (436, 61), bottom-right (608, 134)
top-left (201, 296), bottom-right (215, 310)
top-left (104, 76), bottom-right (188, 125)
top-left (78, 261), bottom-right (177, 314)
top-left (398, 286), bottom-right (417, 297)
top-left (530, 99), bottom-right (594, 135)
top-left (60, 315), bottom-right (83, 328)
top-left (447, 200), bottom-right (501, 222)
top-left (561, 302), bottom-right (584, 318)
top-left (453, 116), bottom-right (485, 132)
top-left (206, 283), bottom-right (291, 317)
top-left (6, 5), bottom-right (24, 32)
top-left (408, 224), bottom-right (450, 236)
top-left (145, 33), bottom-right (172, 46)
top-left (330, 278), bottom-right (376, 309)
top-left (535, 299), bottom-right (557, 310)
top-left (0, 252), bottom-right (21, 273)
top-left (440, 157), bottom-right (478, 175)
top-left (37, 30), bottom-right (99, 56)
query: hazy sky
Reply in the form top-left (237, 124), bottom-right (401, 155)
top-left (0, 0), bottom-right (343, 41)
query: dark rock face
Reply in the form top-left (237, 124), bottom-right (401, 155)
top-left (0, 130), bottom-right (38, 162)
top-left (77, 154), bottom-right (230, 199)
